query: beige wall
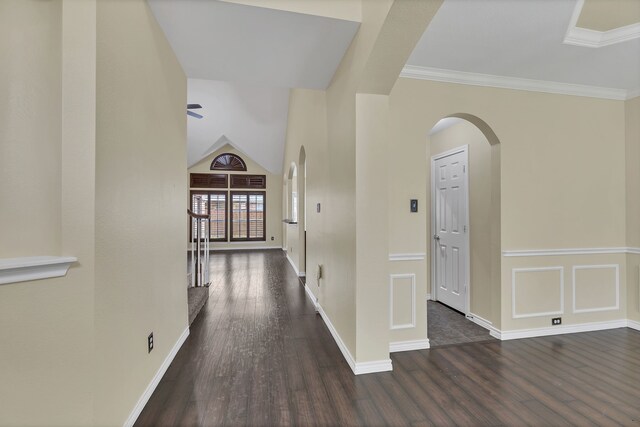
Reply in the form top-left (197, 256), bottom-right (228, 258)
top-left (429, 120), bottom-right (499, 323)
top-left (626, 96), bottom-right (640, 322)
top-left (282, 89), bottom-right (328, 304)
top-left (0, 0), bottom-right (62, 257)
top-left (283, 0), bottom-right (442, 363)
top-left (221, 0), bottom-right (361, 22)
top-left (389, 77), bottom-right (628, 332)
top-left (0, 2), bottom-right (96, 425)
top-left (93, 1), bottom-right (188, 425)
top-left (188, 145), bottom-right (282, 250)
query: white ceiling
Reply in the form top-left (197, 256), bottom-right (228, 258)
top-left (407, 0), bottom-right (640, 92)
top-left (148, 0), bottom-right (640, 174)
top-left (148, 0), bottom-right (359, 89)
top-left (147, 0), bottom-right (359, 173)
top-left (186, 79), bottom-right (289, 173)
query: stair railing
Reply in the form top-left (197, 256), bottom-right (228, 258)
top-left (188, 205), bottom-right (210, 287)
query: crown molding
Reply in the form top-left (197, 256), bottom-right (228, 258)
top-left (564, 0), bottom-right (640, 48)
top-left (400, 65), bottom-right (631, 100)
top-left (627, 87), bottom-right (640, 100)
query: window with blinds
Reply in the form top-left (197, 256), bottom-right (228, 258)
top-left (230, 192), bottom-right (265, 241)
top-left (191, 191), bottom-right (227, 241)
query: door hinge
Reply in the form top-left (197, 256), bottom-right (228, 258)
top-left (464, 225), bottom-right (467, 233)
top-left (463, 165), bottom-right (466, 173)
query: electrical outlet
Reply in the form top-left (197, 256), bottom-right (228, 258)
top-left (551, 317), bottom-right (562, 326)
top-left (148, 332), bottom-right (154, 353)
top-left (271, 236), bottom-right (274, 241)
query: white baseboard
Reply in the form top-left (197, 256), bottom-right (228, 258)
top-left (304, 283), bottom-right (319, 312)
top-left (426, 293), bottom-right (432, 300)
top-left (187, 245), bottom-right (280, 252)
top-left (124, 327), bottom-right (190, 427)
top-left (467, 313), bottom-right (501, 339)
top-left (208, 245), bottom-right (282, 251)
top-left (497, 319), bottom-right (628, 341)
top-left (354, 359), bottom-right (393, 375)
top-left (628, 319), bottom-right (640, 331)
top-left (317, 304), bottom-right (392, 375)
top-left (390, 338), bottom-right (430, 353)
top-left (299, 271), bottom-right (306, 277)
top-left (286, 253), bottom-right (300, 276)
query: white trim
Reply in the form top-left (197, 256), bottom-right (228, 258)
top-left (389, 274), bottom-right (416, 330)
top-left (564, 0), bottom-right (640, 48)
top-left (389, 253), bottom-right (426, 261)
top-left (299, 271), bottom-right (306, 277)
top-left (503, 247), bottom-right (639, 257)
top-left (627, 88), bottom-right (640, 100)
top-left (317, 304), bottom-right (392, 375)
top-left (0, 256), bottom-right (77, 285)
top-left (304, 283), bottom-right (319, 312)
top-left (286, 253), bottom-right (300, 276)
top-left (430, 145), bottom-right (471, 315)
top-left (124, 327), bottom-right (190, 427)
top-left (354, 359), bottom-right (394, 375)
top-left (389, 338), bottom-right (430, 353)
top-left (190, 245), bottom-right (282, 251)
top-left (426, 293), bottom-right (432, 300)
top-left (512, 267), bottom-right (564, 319)
top-left (431, 145), bottom-right (467, 161)
top-left (572, 264), bottom-right (620, 313)
top-left (466, 312), bottom-right (502, 338)
top-left (628, 320), bottom-right (640, 331)
top-left (401, 65), bottom-right (629, 101)
top-left (498, 319), bottom-right (628, 341)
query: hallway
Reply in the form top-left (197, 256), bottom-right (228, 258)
top-left (136, 250), bottom-right (640, 426)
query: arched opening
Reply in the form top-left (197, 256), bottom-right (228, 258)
top-left (288, 162), bottom-right (298, 222)
top-left (298, 147), bottom-right (307, 277)
top-left (427, 113), bottom-right (501, 347)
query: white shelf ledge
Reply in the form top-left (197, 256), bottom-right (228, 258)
top-left (0, 256), bottom-right (77, 285)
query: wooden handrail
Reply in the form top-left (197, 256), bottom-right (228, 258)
top-left (187, 209), bottom-right (209, 219)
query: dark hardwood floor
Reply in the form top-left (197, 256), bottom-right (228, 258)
top-left (136, 249), bottom-right (640, 426)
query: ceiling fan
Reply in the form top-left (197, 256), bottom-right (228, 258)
top-left (187, 103), bottom-right (203, 119)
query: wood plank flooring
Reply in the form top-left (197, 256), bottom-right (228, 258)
top-left (136, 249), bottom-right (640, 426)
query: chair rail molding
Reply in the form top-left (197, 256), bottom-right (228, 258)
top-left (502, 247), bottom-right (640, 257)
top-left (0, 256), bottom-right (78, 285)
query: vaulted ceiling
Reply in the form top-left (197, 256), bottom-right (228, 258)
top-left (149, 0), bottom-right (639, 174)
top-left (148, 0), bottom-right (359, 173)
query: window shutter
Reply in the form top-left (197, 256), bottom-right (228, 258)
top-left (230, 174), bottom-right (266, 189)
top-left (190, 173), bottom-right (228, 189)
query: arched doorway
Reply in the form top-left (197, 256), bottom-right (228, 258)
top-left (427, 114), bottom-right (501, 347)
top-left (298, 146), bottom-right (307, 277)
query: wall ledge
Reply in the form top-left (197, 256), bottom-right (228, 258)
top-left (0, 256), bottom-right (77, 285)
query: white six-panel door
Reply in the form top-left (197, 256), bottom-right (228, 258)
top-left (431, 146), bottom-right (469, 313)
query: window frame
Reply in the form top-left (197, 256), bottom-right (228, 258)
top-left (190, 190), bottom-right (228, 242)
top-left (229, 191), bottom-right (266, 242)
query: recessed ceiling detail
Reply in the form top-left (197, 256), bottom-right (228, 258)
top-left (406, 0), bottom-right (640, 99)
top-left (564, 0), bottom-right (640, 48)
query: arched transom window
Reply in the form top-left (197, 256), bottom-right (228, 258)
top-left (210, 153), bottom-right (247, 171)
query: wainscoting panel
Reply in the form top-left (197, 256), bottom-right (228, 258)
top-left (572, 264), bottom-right (619, 313)
top-left (389, 274), bottom-right (416, 330)
top-left (511, 267), bottom-right (564, 319)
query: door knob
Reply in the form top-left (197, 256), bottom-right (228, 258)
top-left (433, 234), bottom-right (440, 241)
